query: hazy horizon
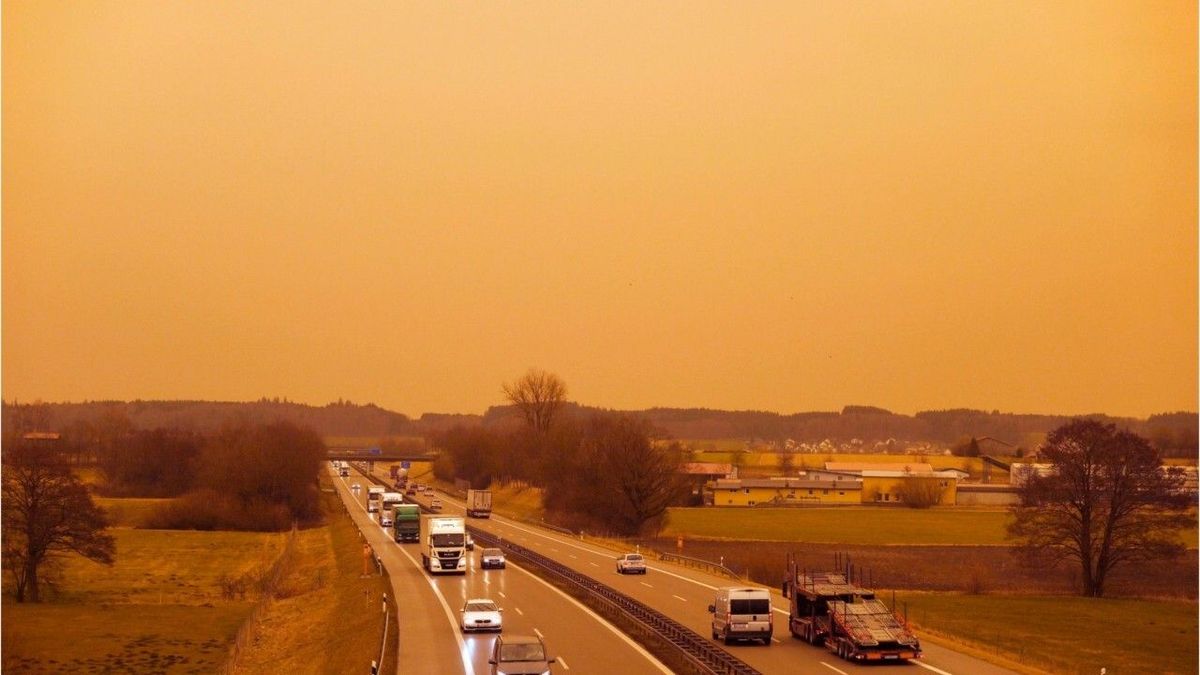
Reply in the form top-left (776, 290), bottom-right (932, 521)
top-left (4, 2), bottom-right (1197, 419)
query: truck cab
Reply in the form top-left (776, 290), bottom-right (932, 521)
top-left (422, 516), bottom-right (467, 574)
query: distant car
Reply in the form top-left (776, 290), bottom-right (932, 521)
top-left (405, 484), bottom-right (417, 495)
top-left (380, 511), bottom-right (393, 528)
top-left (424, 486), bottom-right (435, 494)
top-left (460, 598), bottom-right (503, 633)
top-left (489, 634), bottom-right (555, 675)
top-left (430, 498), bottom-right (443, 512)
top-left (350, 483), bottom-right (361, 494)
top-left (480, 548), bottom-right (506, 569)
top-left (616, 553), bottom-right (647, 575)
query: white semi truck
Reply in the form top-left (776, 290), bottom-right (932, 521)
top-left (421, 516), bottom-right (467, 574)
top-left (367, 486), bottom-right (386, 512)
top-left (465, 489), bottom-right (493, 518)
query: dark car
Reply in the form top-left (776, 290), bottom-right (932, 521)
top-left (489, 634), bottom-right (555, 675)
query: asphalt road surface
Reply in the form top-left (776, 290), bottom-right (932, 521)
top-left (330, 466), bottom-right (672, 675)
top-left (360, 464), bottom-right (1020, 675)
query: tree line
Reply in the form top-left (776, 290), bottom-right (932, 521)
top-left (432, 370), bottom-right (690, 536)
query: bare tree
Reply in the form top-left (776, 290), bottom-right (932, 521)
top-left (502, 369), bottom-right (568, 435)
top-left (2, 444), bottom-right (115, 602)
top-left (1007, 419), bottom-right (1192, 597)
top-left (578, 414), bottom-right (689, 535)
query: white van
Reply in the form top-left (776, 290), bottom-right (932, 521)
top-left (709, 587), bottom-right (773, 645)
top-left (380, 510), bottom-right (394, 528)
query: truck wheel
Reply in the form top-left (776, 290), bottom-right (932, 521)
top-left (723, 630), bottom-right (733, 646)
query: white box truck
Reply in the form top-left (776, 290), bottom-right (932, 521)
top-left (367, 486), bottom-right (386, 512)
top-left (465, 489), bottom-right (492, 518)
top-left (421, 516), bottom-right (467, 574)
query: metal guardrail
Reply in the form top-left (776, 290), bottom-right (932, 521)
top-left (658, 552), bottom-right (741, 580)
top-left (470, 527), bottom-right (761, 675)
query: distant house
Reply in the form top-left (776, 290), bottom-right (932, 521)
top-left (680, 463), bottom-right (735, 500)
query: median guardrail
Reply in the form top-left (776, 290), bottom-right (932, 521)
top-left (469, 527), bottom-right (761, 675)
top-left (657, 552), bottom-right (741, 580)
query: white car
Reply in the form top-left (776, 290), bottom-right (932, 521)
top-left (430, 498), bottom-right (443, 512)
top-left (460, 598), bottom-right (503, 633)
top-left (480, 548), bottom-right (506, 569)
top-left (380, 511), bottom-right (393, 528)
top-left (350, 483), bottom-right (361, 494)
top-left (616, 553), bottom-right (647, 574)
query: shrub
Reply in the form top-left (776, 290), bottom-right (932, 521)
top-left (145, 489), bottom-right (292, 531)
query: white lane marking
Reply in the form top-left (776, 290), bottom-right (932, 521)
top-left (557, 656), bottom-right (570, 670)
top-left (550, 548), bottom-right (558, 552)
top-left (672, 595), bottom-right (687, 602)
top-left (915, 662), bottom-right (955, 675)
top-left (640, 582), bottom-right (653, 588)
top-left (443, 488), bottom-right (961, 675)
top-left (533, 628), bottom-right (544, 638)
top-left (569, 554), bottom-right (578, 559)
top-left (483, 576), bottom-right (490, 585)
top-left (505, 557), bottom-right (674, 674)
top-left (514, 607), bottom-right (524, 616)
top-left (498, 591), bottom-right (506, 598)
top-left (336, 472), bottom-right (472, 675)
top-left (820, 662), bottom-right (849, 675)
top-left (771, 638), bottom-right (780, 643)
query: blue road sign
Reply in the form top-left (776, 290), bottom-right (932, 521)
top-left (401, 461), bottom-right (411, 469)
top-left (368, 447), bottom-right (381, 455)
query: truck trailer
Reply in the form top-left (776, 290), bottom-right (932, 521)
top-left (421, 516), bottom-right (467, 574)
top-left (465, 489), bottom-right (492, 518)
top-left (392, 504), bottom-right (421, 543)
top-left (367, 486), bottom-right (385, 512)
top-left (782, 554), bottom-right (920, 662)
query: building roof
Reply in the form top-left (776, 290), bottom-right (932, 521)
top-left (859, 469), bottom-right (962, 479)
top-left (711, 477), bottom-right (862, 490)
top-left (680, 462), bottom-right (734, 475)
top-left (825, 462), bottom-right (934, 473)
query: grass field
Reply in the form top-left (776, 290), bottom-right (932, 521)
top-left (490, 482), bottom-right (546, 521)
top-left (2, 528), bottom-right (286, 672)
top-left (96, 497), bottom-right (174, 528)
top-left (663, 506), bottom-right (1199, 547)
top-left (232, 480), bottom-right (395, 674)
top-left (896, 592), bottom-right (1199, 675)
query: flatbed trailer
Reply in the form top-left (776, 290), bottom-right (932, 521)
top-left (782, 553), bottom-right (921, 662)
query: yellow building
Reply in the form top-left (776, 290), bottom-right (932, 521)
top-left (706, 476), bottom-right (863, 506)
top-left (705, 470), bottom-right (959, 506)
top-left (860, 470), bottom-right (957, 506)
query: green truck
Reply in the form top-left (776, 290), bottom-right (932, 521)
top-left (393, 504), bottom-right (421, 543)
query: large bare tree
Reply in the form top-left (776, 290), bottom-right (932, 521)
top-left (1007, 419), bottom-right (1192, 597)
top-left (502, 369), bottom-right (568, 435)
top-left (2, 444), bottom-right (115, 602)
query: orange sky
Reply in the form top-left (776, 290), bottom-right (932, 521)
top-left (3, 2), bottom-right (1196, 418)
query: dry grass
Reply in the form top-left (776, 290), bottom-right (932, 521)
top-left (490, 481), bottom-right (546, 521)
top-left (231, 476), bottom-right (394, 675)
top-left (2, 527), bottom-right (285, 673)
top-left (896, 592), bottom-right (1198, 675)
top-left (96, 497), bottom-right (174, 528)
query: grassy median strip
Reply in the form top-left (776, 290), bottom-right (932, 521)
top-left (232, 478), bottom-right (396, 675)
top-left (895, 591), bottom-right (1199, 675)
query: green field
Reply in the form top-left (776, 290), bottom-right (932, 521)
top-left (897, 592), bottom-right (1198, 675)
top-left (663, 506), bottom-right (1199, 547)
top-left (664, 506), bottom-right (1014, 545)
top-left (2, 528), bottom-right (285, 672)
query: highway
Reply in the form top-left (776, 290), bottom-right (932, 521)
top-left (329, 465), bottom-right (673, 675)
top-left (362, 464), bottom-right (1020, 675)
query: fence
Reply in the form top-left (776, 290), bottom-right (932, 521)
top-left (220, 522), bottom-right (300, 674)
top-left (657, 552), bottom-right (741, 580)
